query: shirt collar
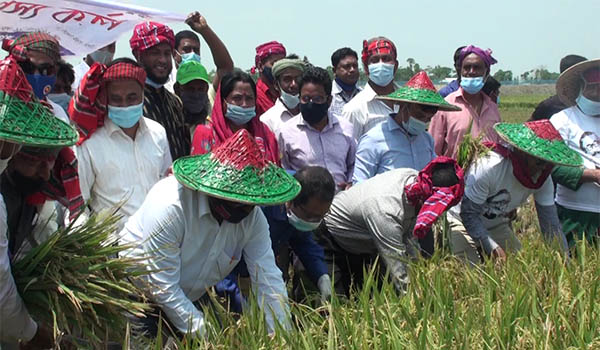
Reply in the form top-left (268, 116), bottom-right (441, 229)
top-left (105, 116), bottom-right (147, 137)
top-left (363, 81), bottom-right (400, 102)
top-left (296, 110), bottom-right (339, 131)
top-left (453, 87), bottom-right (495, 113)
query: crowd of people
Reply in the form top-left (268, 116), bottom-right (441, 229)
top-left (0, 11), bottom-right (598, 348)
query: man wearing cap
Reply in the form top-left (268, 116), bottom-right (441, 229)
top-left (0, 56), bottom-right (79, 349)
top-left (342, 37), bottom-right (399, 141)
top-left (429, 45), bottom-right (502, 159)
top-left (175, 60), bottom-right (213, 132)
top-left (329, 47), bottom-right (361, 119)
top-left (71, 42), bottom-right (116, 92)
top-left (353, 71), bottom-right (461, 184)
top-left (252, 41), bottom-right (287, 117)
top-left (121, 129), bottom-right (296, 337)
top-left (316, 157), bottom-right (464, 295)
top-left (449, 120), bottom-right (577, 264)
top-left (530, 55), bottom-right (588, 121)
top-left (130, 21), bottom-right (190, 160)
top-left (260, 56), bottom-right (305, 135)
top-left (2, 32), bottom-right (71, 123)
top-left (70, 58), bottom-right (171, 230)
top-left (279, 66), bottom-right (355, 192)
top-left (549, 59), bottom-right (600, 245)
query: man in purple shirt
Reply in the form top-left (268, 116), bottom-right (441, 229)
top-left (279, 66), bottom-right (356, 192)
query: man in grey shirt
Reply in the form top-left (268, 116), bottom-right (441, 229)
top-left (317, 157), bottom-right (464, 295)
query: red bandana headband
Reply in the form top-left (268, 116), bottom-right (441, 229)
top-left (2, 32), bottom-right (60, 62)
top-left (361, 38), bottom-right (396, 65)
top-left (251, 41), bottom-right (286, 74)
top-left (129, 21), bottom-right (175, 54)
top-left (404, 157), bottom-right (465, 239)
top-left (68, 62), bottom-right (146, 145)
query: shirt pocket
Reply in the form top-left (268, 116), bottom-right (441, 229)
top-left (214, 250), bottom-right (241, 279)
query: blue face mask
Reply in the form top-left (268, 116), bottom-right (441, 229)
top-left (47, 93), bottom-right (72, 112)
top-left (180, 52), bottom-right (201, 64)
top-left (402, 116), bottom-right (428, 135)
top-left (368, 62), bottom-right (395, 87)
top-left (26, 74), bottom-right (56, 99)
top-left (107, 102), bottom-right (144, 128)
top-left (576, 92), bottom-right (600, 116)
top-left (225, 103), bottom-right (256, 125)
top-left (460, 77), bottom-right (485, 94)
top-left (279, 87), bottom-right (300, 109)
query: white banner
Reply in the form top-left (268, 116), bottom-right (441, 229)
top-left (0, 0), bottom-right (185, 57)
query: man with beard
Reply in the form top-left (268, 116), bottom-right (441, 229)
top-left (0, 56), bottom-right (79, 349)
top-left (130, 21), bottom-right (190, 160)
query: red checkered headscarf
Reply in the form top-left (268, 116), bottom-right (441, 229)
top-left (68, 62), bottom-right (146, 144)
top-left (361, 37), bottom-right (396, 65)
top-left (404, 157), bottom-right (465, 239)
top-left (2, 32), bottom-right (60, 62)
top-left (129, 21), bottom-right (175, 54)
top-left (251, 41), bottom-right (286, 74)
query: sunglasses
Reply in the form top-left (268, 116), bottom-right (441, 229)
top-left (20, 60), bottom-right (57, 76)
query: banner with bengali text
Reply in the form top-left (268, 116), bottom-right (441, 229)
top-left (0, 0), bottom-right (185, 57)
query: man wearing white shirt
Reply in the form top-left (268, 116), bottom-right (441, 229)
top-left (329, 47), bottom-right (361, 119)
top-left (71, 42), bottom-right (116, 92)
top-left (342, 37), bottom-right (399, 141)
top-left (120, 129), bottom-right (299, 338)
top-left (260, 56), bottom-right (305, 135)
top-left (70, 58), bottom-right (171, 229)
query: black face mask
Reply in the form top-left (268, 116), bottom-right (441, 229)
top-left (180, 91), bottom-right (209, 125)
top-left (8, 170), bottom-right (46, 196)
top-left (262, 66), bottom-right (274, 83)
top-left (209, 197), bottom-right (254, 224)
top-left (300, 102), bottom-right (328, 125)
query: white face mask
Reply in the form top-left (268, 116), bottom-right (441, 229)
top-left (279, 88), bottom-right (300, 109)
top-left (287, 209), bottom-right (321, 232)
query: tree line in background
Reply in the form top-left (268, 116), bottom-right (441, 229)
top-left (207, 57), bottom-right (560, 84)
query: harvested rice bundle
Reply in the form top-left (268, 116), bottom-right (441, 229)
top-left (456, 118), bottom-right (491, 172)
top-left (11, 210), bottom-right (150, 347)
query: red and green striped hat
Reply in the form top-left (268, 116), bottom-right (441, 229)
top-left (173, 129), bottom-right (301, 205)
top-left (494, 120), bottom-right (582, 167)
top-left (0, 56), bottom-right (77, 147)
top-left (376, 71), bottom-right (461, 112)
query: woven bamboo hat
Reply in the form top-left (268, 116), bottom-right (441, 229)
top-left (173, 129), bottom-right (301, 205)
top-left (494, 120), bottom-right (582, 167)
top-left (376, 71), bottom-right (461, 112)
top-left (556, 58), bottom-right (600, 107)
top-left (0, 57), bottom-right (77, 148)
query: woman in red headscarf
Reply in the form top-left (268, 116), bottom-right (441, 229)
top-left (190, 69), bottom-right (279, 164)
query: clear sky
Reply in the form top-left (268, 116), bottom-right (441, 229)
top-left (105, 0), bottom-right (600, 76)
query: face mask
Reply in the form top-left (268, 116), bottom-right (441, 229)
top-left (47, 93), bottom-right (71, 112)
top-left (89, 49), bottom-right (114, 65)
top-left (26, 74), bottom-right (56, 99)
top-left (107, 102), bottom-right (144, 128)
top-left (368, 62), bottom-right (395, 87)
top-left (287, 209), bottom-right (321, 232)
top-left (496, 96), bottom-right (500, 104)
top-left (402, 116), bottom-right (428, 136)
top-left (300, 101), bottom-right (328, 125)
top-left (180, 52), bottom-right (201, 64)
top-left (145, 77), bottom-right (164, 89)
top-left (576, 92), bottom-right (600, 116)
top-left (460, 77), bottom-right (485, 94)
top-left (262, 66), bottom-right (274, 83)
top-left (279, 88), bottom-right (300, 109)
top-left (0, 157), bottom-right (10, 174)
top-left (210, 197), bottom-right (253, 224)
top-left (335, 77), bottom-right (356, 92)
top-left (180, 91), bottom-right (209, 124)
top-left (225, 103), bottom-right (256, 125)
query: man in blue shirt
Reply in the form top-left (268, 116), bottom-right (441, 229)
top-left (439, 46), bottom-right (465, 98)
top-left (216, 166), bottom-right (335, 309)
top-left (353, 71), bottom-right (461, 184)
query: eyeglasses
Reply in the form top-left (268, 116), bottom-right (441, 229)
top-left (300, 95), bottom-right (327, 104)
top-left (20, 60), bottom-right (56, 76)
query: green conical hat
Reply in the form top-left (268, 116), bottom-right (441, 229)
top-left (376, 71), bottom-right (461, 112)
top-left (494, 120), bottom-right (582, 167)
top-left (0, 57), bottom-right (77, 147)
top-left (173, 129), bottom-right (301, 205)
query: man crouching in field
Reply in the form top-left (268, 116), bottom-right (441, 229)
top-left (449, 120), bottom-right (582, 264)
top-left (316, 157), bottom-right (464, 295)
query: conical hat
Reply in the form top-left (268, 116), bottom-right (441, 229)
top-left (0, 57), bottom-right (77, 147)
top-left (376, 71), bottom-right (461, 112)
top-left (494, 120), bottom-right (582, 167)
top-left (173, 129), bottom-right (301, 205)
top-left (556, 58), bottom-right (600, 107)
